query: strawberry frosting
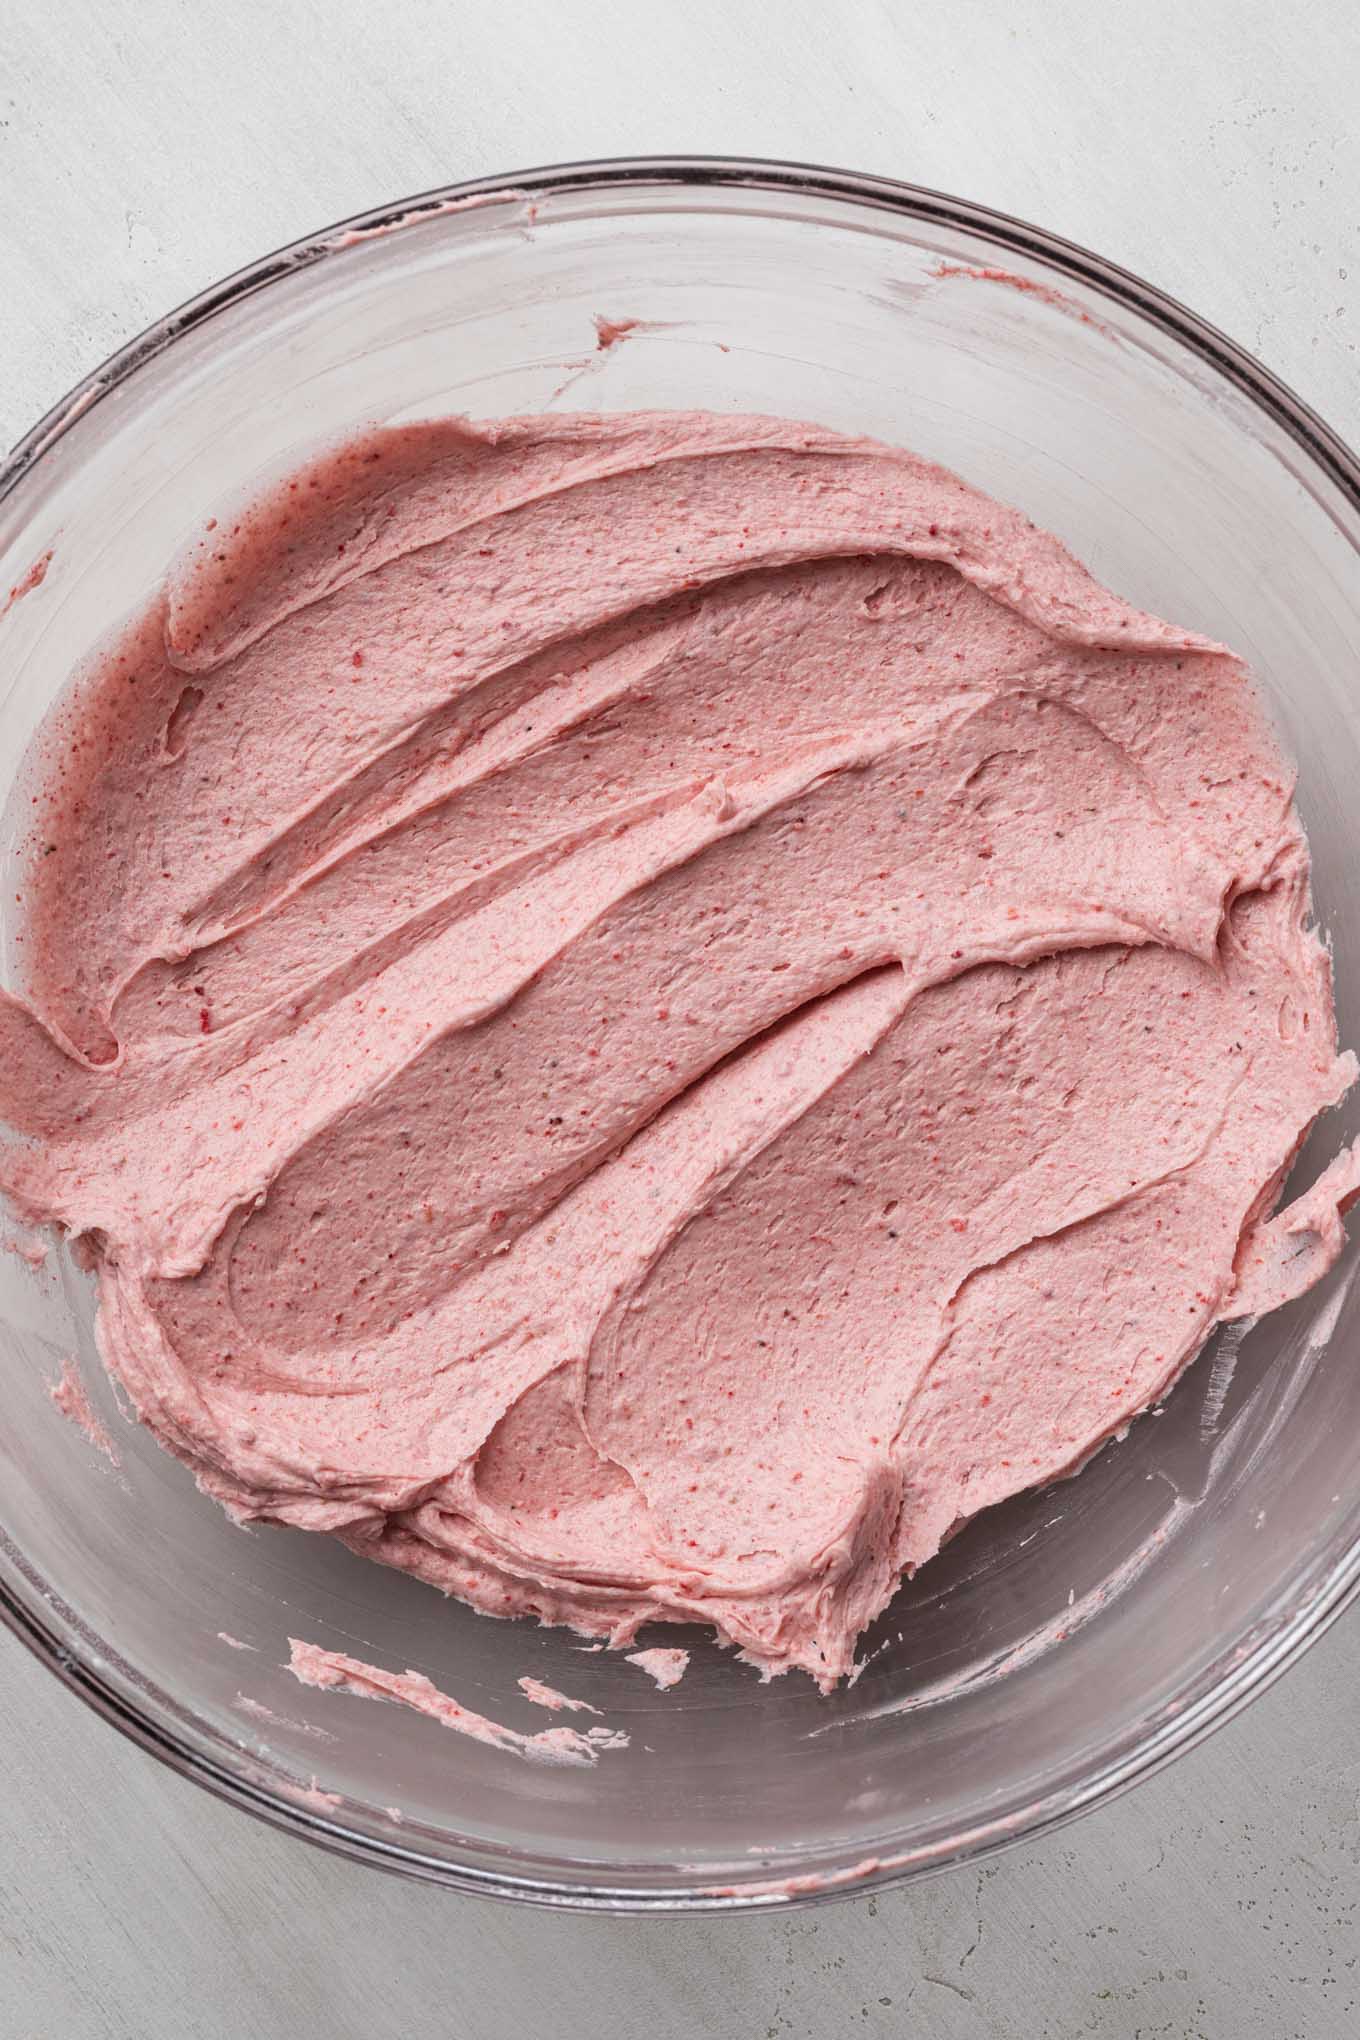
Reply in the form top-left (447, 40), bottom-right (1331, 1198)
top-left (1, 411), bottom-right (1355, 1688)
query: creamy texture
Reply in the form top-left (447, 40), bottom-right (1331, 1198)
top-left (1, 411), bottom-right (1356, 1689)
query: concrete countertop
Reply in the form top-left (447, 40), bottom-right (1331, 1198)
top-left (3, 3), bottom-right (1359, 2033)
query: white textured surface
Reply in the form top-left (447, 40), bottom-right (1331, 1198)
top-left (3, 3), bottom-right (1360, 2033)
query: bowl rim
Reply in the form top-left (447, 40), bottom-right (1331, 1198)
top-left (4, 151), bottom-right (1360, 1912)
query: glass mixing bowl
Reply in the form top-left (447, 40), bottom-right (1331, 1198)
top-left (3, 158), bottom-right (1360, 1912)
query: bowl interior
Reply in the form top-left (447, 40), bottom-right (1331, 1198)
top-left (3, 166), bottom-right (1360, 1903)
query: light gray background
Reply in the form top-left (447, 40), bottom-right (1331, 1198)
top-left (3, 2), bottom-right (1360, 2034)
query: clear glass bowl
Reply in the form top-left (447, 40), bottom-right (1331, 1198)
top-left (3, 158), bottom-right (1360, 1912)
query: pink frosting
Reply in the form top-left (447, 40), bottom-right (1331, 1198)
top-left (517, 1673), bottom-right (600, 1714)
top-left (5, 1227), bottom-right (48, 1268)
top-left (1, 411), bottom-right (1355, 1688)
top-left (627, 1647), bottom-right (690, 1690)
top-left (50, 1356), bottom-right (119, 1465)
top-left (1, 546), bottom-right (52, 620)
top-left (288, 1641), bottom-right (626, 1766)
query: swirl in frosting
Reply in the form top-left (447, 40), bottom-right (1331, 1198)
top-left (2, 412), bottom-right (1355, 1685)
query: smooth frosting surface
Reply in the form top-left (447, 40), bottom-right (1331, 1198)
top-left (2, 411), bottom-right (1355, 1687)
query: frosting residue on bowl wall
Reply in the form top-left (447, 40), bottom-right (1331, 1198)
top-left (289, 1640), bottom-right (628, 1766)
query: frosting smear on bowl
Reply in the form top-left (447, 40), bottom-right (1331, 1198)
top-left (1, 411), bottom-right (1355, 1688)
